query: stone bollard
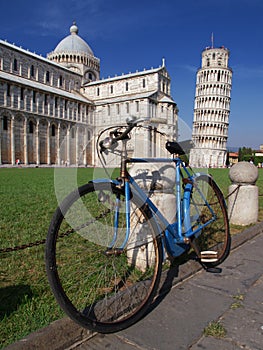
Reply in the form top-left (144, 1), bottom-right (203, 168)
top-left (127, 163), bottom-right (176, 271)
top-left (228, 161), bottom-right (258, 225)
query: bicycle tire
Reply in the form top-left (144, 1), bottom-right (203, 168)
top-left (45, 181), bottom-right (163, 333)
top-left (189, 174), bottom-right (231, 267)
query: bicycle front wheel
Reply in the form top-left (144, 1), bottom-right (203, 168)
top-left (190, 174), bottom-right (231, 267)
top-left (45, 181), bottom-right (162, 333)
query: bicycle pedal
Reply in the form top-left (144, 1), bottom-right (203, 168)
top-left (200, 251), bottom-right (218, 263)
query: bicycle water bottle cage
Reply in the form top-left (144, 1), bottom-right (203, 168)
top-left (166, 140), bottom-right (193, 155)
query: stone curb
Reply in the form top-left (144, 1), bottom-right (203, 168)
top-left (5, 221), bottom-right (263, 350)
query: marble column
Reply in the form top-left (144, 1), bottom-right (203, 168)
top-left (36, 119), bottom-right (40, 165)
top-left (23, 117), bottom-right (28, 165)
top-left (75, 126), bottom-right (79, 165)
top-left (47, 121), bottom-right (51, 165)
top-left (83, 128), bottom-right (87, 166)
top-left (57, 122), bottom-right (61, 165)
top-left (11, 116), bottom-right (15, 165)
top-left (66, 126), bottom-right (70, 166)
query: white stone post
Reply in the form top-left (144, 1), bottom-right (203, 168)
top-left (228, 161), bottom-right (258, 225)
top-left (127, 163), bottom-right (176, 271)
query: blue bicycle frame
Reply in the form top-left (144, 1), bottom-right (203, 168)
top-left (93, 156), bottom-right (217, 259)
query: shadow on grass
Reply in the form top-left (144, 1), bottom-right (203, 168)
top-left (0, 284), bottom-right (33, 320)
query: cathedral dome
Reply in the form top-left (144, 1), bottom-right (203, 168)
top-left (54, 22), bottom-right (94, 56)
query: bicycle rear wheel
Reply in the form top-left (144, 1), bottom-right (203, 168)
top-left (45, 181), bottom-right (162, 333)
top-left (190, 174), bottom-right (230, 267)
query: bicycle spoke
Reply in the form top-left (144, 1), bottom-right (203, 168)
top-left (46, 182), bottom-right (162, 333)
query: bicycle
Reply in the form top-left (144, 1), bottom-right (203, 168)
top-left (45, 117), bottom-right (230, 333)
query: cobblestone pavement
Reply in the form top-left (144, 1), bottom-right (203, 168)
top-left (6, 223), bottom-right (263, 350)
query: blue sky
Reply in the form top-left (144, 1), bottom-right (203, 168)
top-left (1, 0), bottom-right (262, 149)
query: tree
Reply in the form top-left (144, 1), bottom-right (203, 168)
top-left (238, 147), bottom-right (253, 161)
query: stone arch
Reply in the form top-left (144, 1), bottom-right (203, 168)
top-left (39, 119), bottom-right (48, 164)
top-left (13, 113), bottom-right (25, 163)
top-left (86, 127), bottom-right (93, 165)
top-left (58, 123), bottom-right (68, 165)
top-left (26, 116), bottom-right (37, 164)
top-left (77, 126), bottom-right (85, 164)
top-left (50, 122), bottom-right (58, 164)
top-left (1, 112), bottom-right (12, 164)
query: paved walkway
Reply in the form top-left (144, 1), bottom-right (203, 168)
top-left (6, 223), bottom-right (263, 350)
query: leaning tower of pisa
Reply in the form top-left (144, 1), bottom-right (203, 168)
top-left (189, 45), bottom-right (232, 168)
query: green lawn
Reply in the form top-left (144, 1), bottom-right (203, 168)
top-left (0, 166), bottom-right (262, 348)
top-left (0, 167), bottom-right (94, 348)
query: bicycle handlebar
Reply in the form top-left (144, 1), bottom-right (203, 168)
top-left (99, 117), bottom-right (147, 153)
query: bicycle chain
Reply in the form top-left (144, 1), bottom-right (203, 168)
top-left (1, 186), bottom-right (262, 254)
top-left (0, 209), bottom-right (111, 254)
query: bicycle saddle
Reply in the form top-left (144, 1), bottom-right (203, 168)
top-left (165, 140), bottom-right (193, 155)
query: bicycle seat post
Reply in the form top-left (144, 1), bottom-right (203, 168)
top-left (120, 139), bottom-right (129, 179)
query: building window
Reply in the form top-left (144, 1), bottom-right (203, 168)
top-left (55, 97), bottom-right (58, 108)
top-left (33, 91), bottom-right (36, 103)
top-left (20, 87), bottom-right (24, 100)
top-left (59, 75), bottom-right (63, 87)
top-left (44, 94), bottom-right (48, 105)
top-left (126, 102), bottom-right (129, 113)
top-left (110, 85), bottom-right (113, 94)
top-left (7, 84), bottom-right (10, 97)
top-left (125, 82), bottom-right (129, 91)
top-left (136, 101), bottom-right (139, 112)
top-left (51, 124), bottom-right (56, 137)
top-left (142, 78), bottom-right (146, 88)
top-left (46, 71), bottom-right (50, 83)
top-left (13, 58), bottom-right (18, 71)
top-left (88, 72), bottom-right (93, 80)
top-left (65, 100), bottom-right (68, 111)
top-left (116, 104), bottom-right (120, 114)
top-left (71, 128), bottom-right (75, 138)
top-left (97, 87), bottom-right (100, 96)
top-left (29, 121), bottom-right (34, 133)
top-left (30, 65), bottom-right (34, 77)
top-left (108, 105), bottom-right (110, 116)
top-left (3, 116), bottom-right (8, 131)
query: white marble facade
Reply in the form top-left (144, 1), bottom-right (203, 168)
top-left (0, 23), bottom-right (178, 166)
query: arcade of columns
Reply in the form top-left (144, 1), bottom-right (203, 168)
top-left (0, 114), bottom-right (92, 166)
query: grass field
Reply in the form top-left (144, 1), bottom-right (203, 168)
top-left (0, 166), bottom-right (262, 348)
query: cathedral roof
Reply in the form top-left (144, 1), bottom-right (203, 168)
top-left (53, 22), bottom-right (94, 56)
